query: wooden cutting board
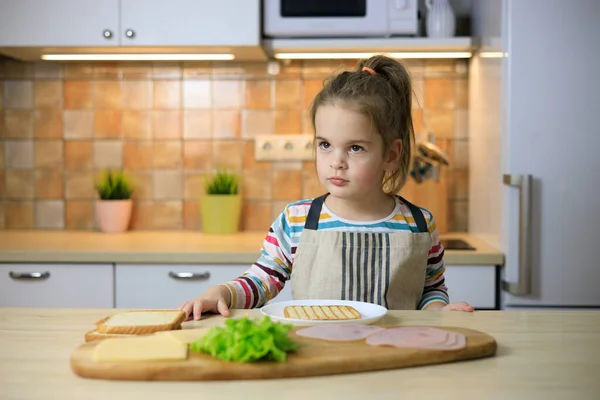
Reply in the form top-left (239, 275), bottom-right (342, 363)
top-left (70, 326), bottom-right (497, 381)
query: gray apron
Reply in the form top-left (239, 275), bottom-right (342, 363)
top-left (290, 194), bottom-right (432, 310)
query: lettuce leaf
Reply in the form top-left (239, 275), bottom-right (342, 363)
top-left (189, 316), bottom-right (298, 363)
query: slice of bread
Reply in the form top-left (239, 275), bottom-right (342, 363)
top-left (84, 329), bottom-right (146, 342)
top-left (95, 309), bottom-right (186, 335)
top-left (283, 305), bottom-right (361, 320)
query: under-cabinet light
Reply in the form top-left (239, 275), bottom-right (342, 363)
top-left (479, 52), bottom-right (508, 58)
top-left (274, 52), bottom-right (472, 60)
top-left (41, 53), bottom-right (235, 61)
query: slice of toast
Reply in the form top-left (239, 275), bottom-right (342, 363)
top-left (283, 305), bottom-right (361, 320)
top-left (95, 309), bottom-right (186, 335)
top-left (84, 329), bottom-right (147, 342)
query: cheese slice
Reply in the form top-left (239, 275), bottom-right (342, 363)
top-left (92, 335), bottom-right (188, 362)
top-left (154, 328), bottom-right (211, 344)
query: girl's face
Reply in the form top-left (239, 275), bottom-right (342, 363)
top-left (314, 104), bottom-right (398, 201)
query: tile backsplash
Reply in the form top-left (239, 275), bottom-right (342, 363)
top-left (0, 58), bottom-right (468, 233)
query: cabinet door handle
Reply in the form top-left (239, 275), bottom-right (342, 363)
top-left (9, 271), bottom-right (50, 280)
top-left (168, 271), bottom-right (210, 281)
top-left (125, 29), bottom-right (135, 38)
top-left (103, 29), bottom-right (113, 39)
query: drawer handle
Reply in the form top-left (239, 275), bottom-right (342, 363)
top-left (9, 271), bottom-right (50, 280)
top-left (168, 271), bottom-right (211, 281)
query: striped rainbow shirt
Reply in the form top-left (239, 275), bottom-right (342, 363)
top-left (221, 195), bottom-right (449, 310)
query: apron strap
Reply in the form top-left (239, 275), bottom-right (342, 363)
top-left (305, 194), bottom-right (428, 233)
top-left (305, 193), bottom-right (328, 230)
top-left (397, 196), bottom-right (429, 233)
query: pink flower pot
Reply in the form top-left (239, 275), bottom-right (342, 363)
top-left (96, 200), bottom-right (133, 233)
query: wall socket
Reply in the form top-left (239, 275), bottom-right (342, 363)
top-left (254, 134), bottom-right (314, 161)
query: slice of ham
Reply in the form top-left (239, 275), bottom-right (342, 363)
top-left (295, 324), bottom-right (385, 342)
top-left (365, 327), bottom-right (466, 351)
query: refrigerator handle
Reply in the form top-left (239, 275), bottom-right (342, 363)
top-left (501, 174), bottom-right (532, 296)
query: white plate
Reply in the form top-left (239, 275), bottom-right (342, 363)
top-left (260, 299), bottom-right (387, 326)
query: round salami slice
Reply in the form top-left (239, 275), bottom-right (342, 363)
top-left (295, 324), bottom-right (385, 342)
top-left (365, 327), bottom-right (464, 350)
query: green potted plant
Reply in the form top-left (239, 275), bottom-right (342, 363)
top-left (199, 170), bottom-right (242, 234)
top-left (95, 170), bottom-right (134, 233)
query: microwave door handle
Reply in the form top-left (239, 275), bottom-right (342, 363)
top-left (501, 174), bottom-right (532, 296)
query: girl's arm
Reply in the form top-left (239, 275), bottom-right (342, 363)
top-left (417, 214), bottom-right (450, 310)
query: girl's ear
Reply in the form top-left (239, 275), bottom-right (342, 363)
top-left (384, 139), bottom-right (403, 172)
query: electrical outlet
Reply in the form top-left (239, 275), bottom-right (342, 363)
top-left (254, 134), bottom-right (314, 161)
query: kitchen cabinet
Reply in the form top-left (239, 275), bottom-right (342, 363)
top-left (0, 263), bottom-right (114, 308)
top-left (444, 265), bottom-right (499, 310)
top-left (115, 264), bottom-right (293, 309)
top-left (0, 0), bottom-right (262, 55)
top-left (0, 0), bottom-right (120, 47)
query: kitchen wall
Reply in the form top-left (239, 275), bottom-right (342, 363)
top-left (0, 57), bottom-right (468, 233)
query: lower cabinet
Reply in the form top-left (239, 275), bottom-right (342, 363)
top-left (115, 264), bottom-right (293, 309)
top-left (444, 265), bottom-right (499, 309)
top-left (0, 263), bottom-right (114, 308)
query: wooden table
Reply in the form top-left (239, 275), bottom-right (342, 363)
top-left (1, 308), bottom-right (598, 399)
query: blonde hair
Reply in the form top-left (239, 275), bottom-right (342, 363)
top-left (308, 55), bottom-right (415, 194)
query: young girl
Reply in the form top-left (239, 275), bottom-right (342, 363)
top-left (179, 55), bottom-right (474, 320)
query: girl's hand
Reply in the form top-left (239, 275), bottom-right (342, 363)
top-left (440, 302), bottom-right (475, 312)
top-left (177, 285), bottom-right (232, 321)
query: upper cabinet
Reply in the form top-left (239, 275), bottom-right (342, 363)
top-left (0, 0), bottom-right (267, 61)
top-left (0, 0), bottom-right (120, 47)
top-left (120, 0), bottom-right (260, 47)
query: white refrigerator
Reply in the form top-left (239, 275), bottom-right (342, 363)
top-left (468, 0), bottom-right (600, 309)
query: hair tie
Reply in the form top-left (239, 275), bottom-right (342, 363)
top-left (362, 66), bottom-right (376, 76)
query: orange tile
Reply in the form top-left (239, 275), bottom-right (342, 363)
top-left (34, 140), bottom-right (63, 169)
top-left (241, 110), bottom-right (274, 138)
top-left (211, 61), bottom-right (247, 79)
top-left (423, 109), bottom-right (454, 138)
top-left (424, 78), bottom-right (455, 109)
top-left (93, 63), bottom-right (119, 80)
top-left (130, 201), bottom-right (154, 230)
top-left (5, 110), bottom-right (33, 139)
top-left (154, 81), bottom-right (181, 109)
top-left (34, 62), bottom-right (63, 80)
top-left (35, 200), bottom-right (65, 229)
top-left (65, 171), bottom-right (96, 199)
top-left (63, 110), bottom-right (93, 139)
top-left (0, 202), bottom-right (4, 229)
top-left (119, 63), bottom-right (151, 79)
top-left (243, 141), bottom-right (271, 170)
top-left (448, 200), bottom-right (468, 232)
top-left (34, 81), bottom-right (62, 108)
top-left (453, 139), bottom-right (469, 169)
top-left (449, 169), bottom-right (469, 201)
top-left (303, 79), bottom-right (323, 110)
top-left (184, 173), bottom-right (207, 199)
top-left (273, 170), bottom-right (302, 200)
top-left (122, 110), bottom-right (152, 140)
top-left (0, 82), bottom-right (3, 110)
top-left (241, 169), bottom-right (272, 200)
top-left (242, 201), bottom-right (272, 231)
top-left (412, 108), bottom-right (424, 135)
top-left (65, 200), bottom-right (95, 229)
top-left (271, 200), bottom-right (291, 221)
top-left (3, 60), bottom-right (34, 79)
top-left (120, 81), bottom-right (152, 109)
top-left (63, 81), bottom-right (92, 109)
top-left (94, 110), bottom-right (121, 139)
top-left (183, 110), bottom-right (211, 139)
top-left (424, 60), bottom-right (455, 76)
top-left (127, 172), bottom-right (153, 200)
top-left (183, 80), bottom-right (211, 108)
top-left (182, 62), bottom-right (212, 79)
top-left (274, 80), bottom-right (301, 109)
top-left (153, 201), bottom-right (183, 229)
top-left (93, 81), bottom-right (120, 109)
top-left (35, 169), bottom-right (64, 199)
top-left (212, 80), bottom-right (243, 108)
top-left (65, 141), bottom-right (93, 171)
top-left (183, 141), bottom-right (212, 170)
top-left (183, 200), bottom-right (201, 230)
top-left (4, 201), bottom-right (34, 229)
top-left (274, 110), bottom-right (303, 134)
top-left (5, 170), bottom-right (35, 199)
top-left (5, 140), bottom-right (34, 169)
top-left (153, 110), bottom-right (181, 139)
top-left (302, 170), bottom-right (324, 198)
top-left (153, 141), bottom-right (182, 169)
top-left (153, 171), bottom-right (183, 199)
top-left (123, 142), bottom-right (154, 171)
top-left (455, 79), bottom-right (468, 108)
top-left (213, 140), bottom-right (244, 171)
top-left (0, 142), bottom-right (4, 169)
top-left (4, 81), bottom-right (33, 109)
top-left (412, 78), bottom-right (425, 109)
top-left (34, 109), bottom-right (62, 139)
top-left (152, 63), bottom-right (182, 80)
top-left (454, 109), bottom-right (467, 139)
top-left (64, 64), bottom-right (94, 79)
top-left (245, 80), bottom-right (271, 109)
top-left (212, 110), bottom-right (240, 139)
top-left (278, 60), bottom-right (303, 79)
top-left (93, 141), bottom-right (123, 170)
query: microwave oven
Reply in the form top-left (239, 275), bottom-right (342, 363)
top-left (263, 0), bottom-right (419, 38)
